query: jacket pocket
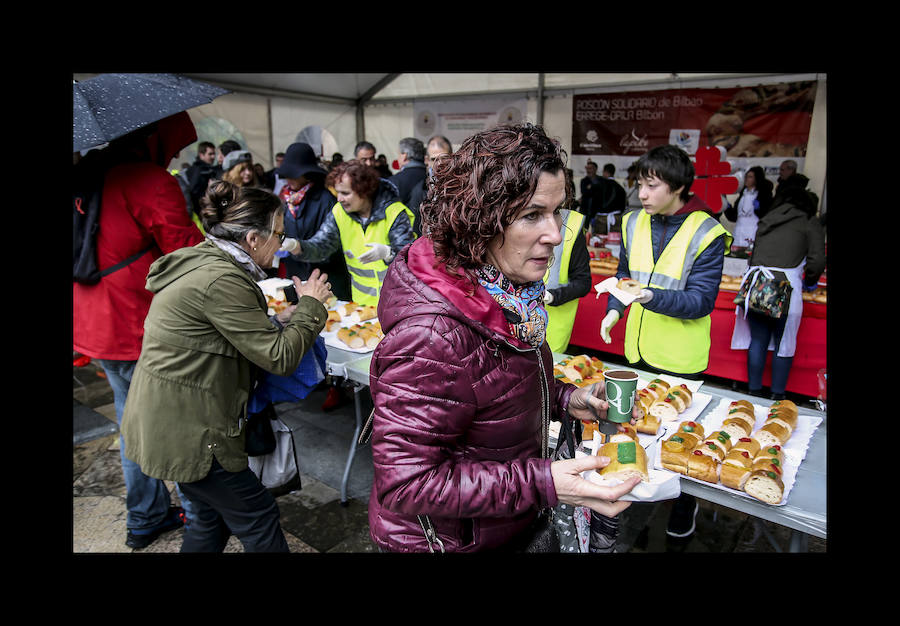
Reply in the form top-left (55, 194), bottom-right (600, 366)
top-left (224, 397), bottom-right (248, 437)
top-left (145, 321), bottom-right (240, 358)
top-left (460, 518), bottom-right (474, 546)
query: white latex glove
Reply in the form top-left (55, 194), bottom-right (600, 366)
top-left (543, 290), bottom-right (554, 305)
top-left (632, 288), bottom-right (653, 304)
top-left (275, 238), bottom-right (300, 258)
top-left (357, 242), bottom-right (392, 264)
top-left (600, 310), bottom-right (620, 344)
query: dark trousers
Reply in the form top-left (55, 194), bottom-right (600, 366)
top-left (177, 458), bottom-right (289, 553)
top-left (746, 310), bottom-right (793, 395)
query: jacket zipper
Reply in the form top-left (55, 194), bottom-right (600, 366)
top-left (497, 338), bottom-right (550, 459)
top-left (536, 347), bottom-right (550, 459)
top-left (656, 214), bottom-right (667, 261)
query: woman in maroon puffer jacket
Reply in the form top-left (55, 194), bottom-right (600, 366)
top-left (368, 124), bottom-right (641, 552)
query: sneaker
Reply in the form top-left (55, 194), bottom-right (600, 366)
top-left (666, 499), bottom-right (699, 538)
top-left (126, 506), bottom-right (185, 549)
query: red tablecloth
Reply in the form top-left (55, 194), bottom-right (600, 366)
top-left (568, 273), bottom-right (826, 397)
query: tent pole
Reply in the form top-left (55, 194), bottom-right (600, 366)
top-left (356, 104), bottom-right (365, 145)
top-left (266, 98), bottom-right (274, 168)
top-left (536, 73), bottom-right (545, 125)
top-left (356, 73), bottom-right (401, 143)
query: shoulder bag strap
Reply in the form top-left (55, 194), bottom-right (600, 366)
top-left (100, 244), bottom-right (156, 278)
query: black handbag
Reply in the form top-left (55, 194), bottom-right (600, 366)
top-left (245, 402), bottom-right (277, 457)
top-left (519, 509), bottom-right (561, 553)
top-left (733, 267), bottom-right (793, 319)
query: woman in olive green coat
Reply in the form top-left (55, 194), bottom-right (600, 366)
top-left (121, 181), bottom-right (333, 552)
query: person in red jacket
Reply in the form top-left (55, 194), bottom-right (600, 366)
top-left (73, 111), bottom-right (205, 549)
top-left (367, 124), bottom-right (642, 553)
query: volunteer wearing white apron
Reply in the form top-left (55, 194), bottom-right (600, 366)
top-left (732, 188), bottom-right (759, 248)
top-left (730, 172), bottom-right (825, 400)
top-left (724, 166), bottom-right (773, 249)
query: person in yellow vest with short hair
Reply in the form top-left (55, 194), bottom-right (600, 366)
top-left (286, 159), bottom-right (416, 307)
top-left (543, 208), bottom-right (591, 354)
top-left (600, 145), bottom-right (732, 376)
top-left (599, 144), bottom-right (732, 542)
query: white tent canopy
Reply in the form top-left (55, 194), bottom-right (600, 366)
top-left (74, 72), bottom-right (826, 206)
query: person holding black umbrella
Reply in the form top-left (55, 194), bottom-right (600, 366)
top-left (73, 111), bottom-right (206, 549)
top-left (73, 73), bottom-right (228, 549)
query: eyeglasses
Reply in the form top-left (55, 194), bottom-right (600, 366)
top-left (272, 230), bottom-right (286, 244)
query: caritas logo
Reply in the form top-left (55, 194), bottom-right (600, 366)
top-left (579, 130), bottom-right (603, 151)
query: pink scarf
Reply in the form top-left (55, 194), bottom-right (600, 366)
top-left (280, 183), bottom-right (312, 218)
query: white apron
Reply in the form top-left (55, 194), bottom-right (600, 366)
top-left (730, 259), bottom-right (805, 358)
top-left (732, 189), bottom-right (759, 248)
top-left (594, 211), bottom-right (619, 233)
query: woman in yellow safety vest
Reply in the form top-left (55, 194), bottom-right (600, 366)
top-left (543, 208), bottom-right (591, 354)
top-left (286, 159), bottom-right (416, 306)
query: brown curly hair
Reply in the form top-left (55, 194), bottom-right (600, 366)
top-left (325, 159), bottom-right (381, 199)
top-left (421, 123), bottom-right (570, 278)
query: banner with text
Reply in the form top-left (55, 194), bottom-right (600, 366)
top-left (413, 97), bottom-right (529, 148)
top-left (572, 81), bottom-right (817, 159)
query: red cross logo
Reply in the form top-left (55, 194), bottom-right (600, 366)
top-left (691, 146), bottom-right (739, 213)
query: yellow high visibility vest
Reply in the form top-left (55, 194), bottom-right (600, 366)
top-left (332, 201), bottom-right (416, 306)
top-left (544, 209), bottom-right (586, 353)
top-left (621, 209), bottom-right (732, 374)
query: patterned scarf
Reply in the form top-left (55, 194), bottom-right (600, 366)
top-left (475, 264), bottom-right (548, 348)
top-left (280, 182), bottom-right (311, 218)
top-left (206, 234), bottom-right (268, 281)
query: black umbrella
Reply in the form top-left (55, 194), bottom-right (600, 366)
top-left (73, 73), bottom-right (230, 153)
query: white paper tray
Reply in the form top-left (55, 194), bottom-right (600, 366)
top-left (652, 397), bottom-right (823, 506)
top-left (257, 278), bottom-right (295, 315)
top-left (323, 331), bottom-right (379, 354)
top-left (594, 276), bottom-right (639, 305)
top-left (257, 277), bottom-right (293, 296)
top-left (576, 432), bottom-right (680, 502)
top-left (321, 299), bottom-right (381, 354)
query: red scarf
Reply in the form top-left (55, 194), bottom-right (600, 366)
top-left (280, 183), bottom-right (312, 218)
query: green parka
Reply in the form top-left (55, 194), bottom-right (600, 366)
top-left (120, 240), bottom-right (327, 483)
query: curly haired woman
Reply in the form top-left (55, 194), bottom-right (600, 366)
top-left (367, 124), bottom-right (641, 553)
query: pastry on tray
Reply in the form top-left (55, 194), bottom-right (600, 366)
top-left (597, 440), bottom-right (649, 482)
top-left (687, 450), bottom-right (719, 483)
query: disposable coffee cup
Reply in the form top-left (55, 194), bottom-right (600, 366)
top-left (603, 369), bottom-right (639, 423)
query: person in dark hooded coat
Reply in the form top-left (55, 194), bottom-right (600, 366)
top-left (731, 170), bottom-right (825, 400)
top-left (275, 142), bottom-right (351, 301)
